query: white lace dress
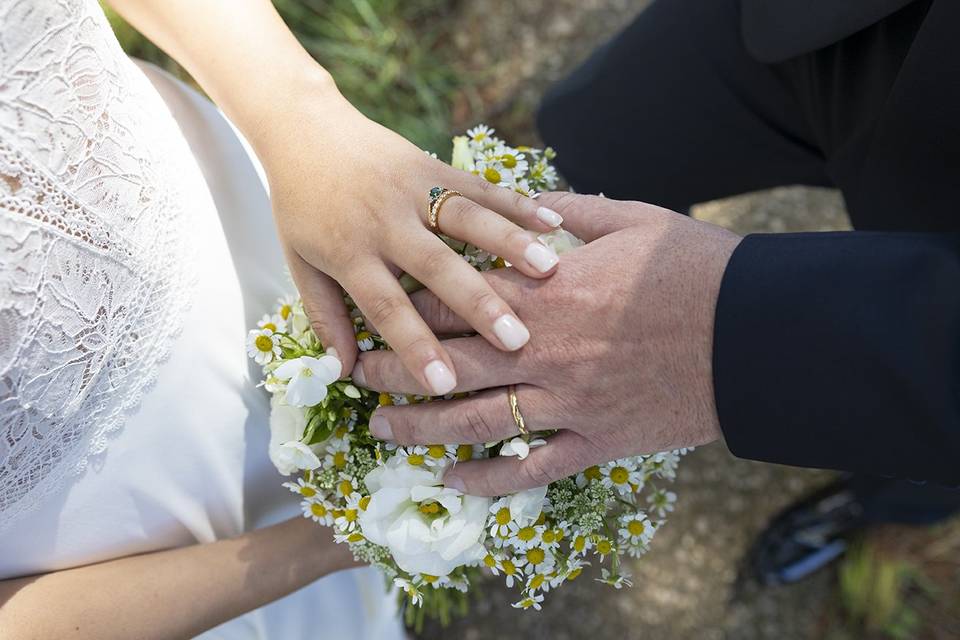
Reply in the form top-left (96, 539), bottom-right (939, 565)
top-left (0, 1), bottom-right (402, 637)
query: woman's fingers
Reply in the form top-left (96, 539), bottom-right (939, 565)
top-left (444, 431), bottom-right (599, 496)
top-left (354, 335), bottom-right (521, 395)
top-left (444, 165), bottom-right (563, 233)
top-left (368, 385), bottom-right (554, 445)
top-left (392, 233), bottom-right (536, 353)
top-left (433, 195), bottom-right (560, 278)
top-left (285, 249), bottom-right (356, 376)
top-left (343, 263), bottom-right (458, 396)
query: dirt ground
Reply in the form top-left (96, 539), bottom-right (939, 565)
top-left (418, 1), bottom-right (957, 639)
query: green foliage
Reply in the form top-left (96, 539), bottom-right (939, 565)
top-left (838, 542), bottom-right (921, 639)
top-left (102, 0), bottom-right (462, 153)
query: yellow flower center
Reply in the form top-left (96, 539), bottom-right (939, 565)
top-left (492, 256), bottom-right (507, 268)
top-left (495, 507), bottom-right (511, 526)
top-left (584, 466), bottom-right (602, 481)
top-left (597, 540), bottom-right (613, 555)
top-left (347, 533), bottom-right (364, 543)
top-left (573, 536), bottom-right (586, 552)
top-left (254, 335), bottom-right (274, 352)
top-left (542, 530), bottom-right (556, 544)
top-left (406, 454), bottom-right (425, 466)
top-left (356, 330), bottom-right (372, 341)
top-left (526, 548), bottom-right (545, 565)
top-left (378, 393), bottom-right (394, 406)
top-left (483, 554), bottom-right (497, 568)
top-left (610, 467), bottom-right (630, 484)
top-left (310, 503), bottom-right (327, 517)
top-left (333, 451), bottom-right (347, 468)
top-left (483, 167), bottom-right (501, 184)
top-left (456, 444), bottom-right (474, 462)
top-left (280, 304), bottom-right (292, 320)
top-left (420, 574), bottom-right (439, 584)
top-left (338, 480), bottom-right (354, 497)
top-left (502, 154), bottom-right (517, 169)
top-left (418, 501), bottom-right (442, 516)
top-left (335, 426), bottom-right (349, 438)
top-left (261, 322), bottom-right (277, 332)
top-left (516, 526), bottom-right (537, 542)
top-left (427, 445), bottom-right (446, 459)
top-left (529, 574), bottom-right (545, 590)
top-left (567, 568), bottom-right (583, 581)
top-left (299, 486), bottom-right (317, 497)
top-left (501, 560), bottom-right (516, 575)
top-left (359, 495), bottom-right (371, 511)
top-left (628, 520), bottom-right (646, 536)
top-left (343, 509), bottom-right (358, 522)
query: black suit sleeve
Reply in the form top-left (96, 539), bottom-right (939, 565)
top-left (713, 232), bottom-right (960, 486)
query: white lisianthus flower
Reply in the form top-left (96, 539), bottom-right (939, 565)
top-left (268, 394), bottom-right (321, 475)
top-left (289, 301), bottom-right (312, 337)
top-left (274, 355), bottom-right (341, 407)
top-left (358, 456), bottom-right (492, 576)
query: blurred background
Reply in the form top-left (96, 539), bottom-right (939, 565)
top-left (104, 1), bottom-right (960, 638)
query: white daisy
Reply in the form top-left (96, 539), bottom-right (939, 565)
top-left (511, 594), bottom-right (544, 611)
top-left (600, 458), bottom-right (643, 495)
top-left (498, 437), bottom-right (547, 460)
top-left (301, 497), bottom-right (334, 526)
top-left (247, 328), bottom-right (282, 365)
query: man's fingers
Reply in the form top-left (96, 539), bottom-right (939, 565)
top-left (344, 263), bottom-right (458, 396)
top-left (536, 192), bottom-right (648, 242)
top-left (353, 335), bottom-right (523, 395)
top-left (406, 267), bottom-right (529, 336)
top-left (369, 385), bottom-right (557, 445)
top-left (443, 431), bottom-right (596, 497)
top-left (285, 250), bottom-right (355, 376)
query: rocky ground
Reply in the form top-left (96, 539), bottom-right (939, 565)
top-left (418, 1), bottom-right (958, 639)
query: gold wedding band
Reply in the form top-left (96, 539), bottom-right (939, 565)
top-left (507, 385), bottom-right (529, 436)
top-left (427, 186), bottom-right (463, 232)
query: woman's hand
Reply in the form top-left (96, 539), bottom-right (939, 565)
top-left (258, 87), bottom-right (563, 394)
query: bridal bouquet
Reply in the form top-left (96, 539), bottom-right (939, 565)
top-left (247, 126), bottom-right (686, 628)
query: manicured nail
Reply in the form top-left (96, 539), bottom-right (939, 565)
top-left (351, 362), bottom-right (366, 386)
top-left (424, 360), bottom-right (456, 395)
top-left (444, 474), bottom-right (466, 493)
top-left (524, 241), bottom-right (559, 273)
top-left (369, 413), bottom-right (393, 440)
top-left (536, 206), bottom-right (563, 227)
top-left (326, 347), bottom-right (339, 359)
top-left (492, 314), bottom-right (530, 351)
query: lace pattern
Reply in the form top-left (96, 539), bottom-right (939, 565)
top-left (0, 0), bottom-right (197, 530)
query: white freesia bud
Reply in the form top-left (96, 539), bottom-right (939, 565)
top-left (499, 437), bottom-right (547, 460)
top-left (538, 228), bottom-right (584, 255)
top-left (274, 355), bottom-right (341, 407)
top-left (358, 456), bottom-right (492, 576)
top-left (507, 484), bottom-right (549, 525)
top-left (450, 135), bottom-right (474, 172)
top-left (268, 394), bottom-right (321, 475)
top-left (343, 384), bottom-right (361, 399)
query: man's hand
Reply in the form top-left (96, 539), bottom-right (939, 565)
top-left (351, 193), bottom-right (742, 495)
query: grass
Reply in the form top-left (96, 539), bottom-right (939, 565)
top-left (102, 0), bottom-right (464, 154)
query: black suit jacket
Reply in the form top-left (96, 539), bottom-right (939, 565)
top-left (715, 0), bottom-right (960, 486)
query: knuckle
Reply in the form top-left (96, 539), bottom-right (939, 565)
top-left (367, 292), bottom-right (404, 328)
top-left (418, 245), bottom-right (456, 282)
top-left (459, 403), bottom-right (498, 443)
top-left (467, 288), bottom-right (503, 321)
top-left (520, 454), bottom-right (556, 488)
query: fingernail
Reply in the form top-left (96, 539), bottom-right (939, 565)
top-left (351, 362), bottom-right (366, 386)
top-left (326, 347), bottom-right (339, 359)
top-left (424, 360), bottom-right (456, 395)
top-left (492, 314), bottom-right (530, 351)
top-left (536, 206), bottom-right (563, 227)
top-left (369, 413), bottom-right (393, 440)
top-left (444, 474), bottom-right (466, 493)
top-left (524, 241), bottom-right (559, 273)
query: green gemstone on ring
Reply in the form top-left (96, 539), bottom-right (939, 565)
top-left (429, 186), bottom-right (444, 201)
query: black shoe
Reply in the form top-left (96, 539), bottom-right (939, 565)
top-left (743, 475), bottom-right (867, 586)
